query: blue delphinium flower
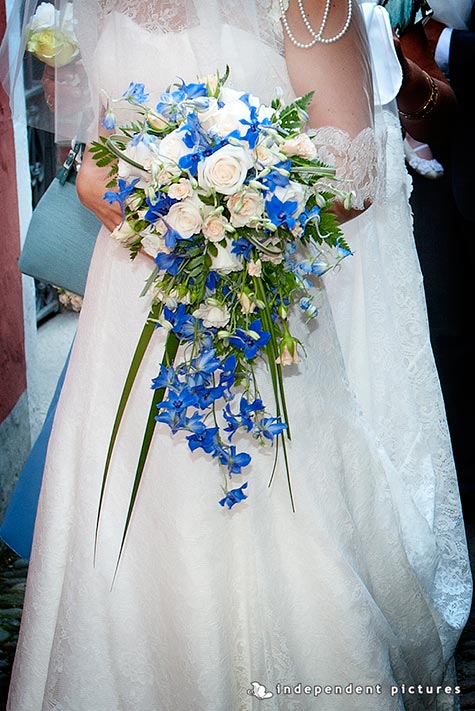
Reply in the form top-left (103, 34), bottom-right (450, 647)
top-left (219, 446), bottom-right (252, 475)
top-left (186, 426), bottom-right (220, 454)
top-left (252, 417), bottom-right (287, 442)
top-left (103, 178), bottom-right (140, 218)
top-left (122, 82), bottom-right (149, 104)
top-left (266, 194), bottom-right (298, 230)
top-left (154, 251), bottom-right (184, 276)
top-left (161, 304), bottom-right (192, 333)
top-left (190, 348), bottom-right (221, 383)
top-left (157, 386), bottom-right (199, 414)
top-left (228, 319), bottom-right (271, 360)
top-left (151, 364), bottom-right (180, 391)
top-left (102, 107), bottom-right (116, 131)
top-left (219, 482), bottom-right (249, 509)
top-left (231, 237), bottom-right (253, 260)
top-left (145, 194), bottom-right (177, 223)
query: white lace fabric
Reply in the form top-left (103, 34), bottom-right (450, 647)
top-left (6, 3), bottom-right (472, 710)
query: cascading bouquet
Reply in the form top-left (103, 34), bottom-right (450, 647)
top-left (91, 68), bottom-right (353, 566)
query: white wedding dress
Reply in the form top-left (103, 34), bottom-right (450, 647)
top-left (7, 2), bottom-right (472, 710)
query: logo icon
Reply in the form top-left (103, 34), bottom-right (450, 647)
top-left (247, 681), bottom-right (274, 700)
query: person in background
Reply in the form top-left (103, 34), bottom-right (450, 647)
top-left (385, 0), bottom-right (475, 517)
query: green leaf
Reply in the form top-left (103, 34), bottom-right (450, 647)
top-left (94, 308), bottom-right (158, 564)
top-left (111, 331), bottom-right (180, 586)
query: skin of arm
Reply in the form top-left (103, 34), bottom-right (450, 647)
top-left (283, 0), bottom-right (374, 221)
top-left (395, 23), bottom-right (457, 144)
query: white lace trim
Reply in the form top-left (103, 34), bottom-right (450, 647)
top-left (311, 126), bottom-right (379, 209)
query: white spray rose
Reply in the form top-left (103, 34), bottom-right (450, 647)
top-left (281, 133), bottom-right (317, 160)
top-left (273, 181), bottom-right (307, 214)
top-left (158, 130), bottom-right (191, 166)
top-left (227, 187), bottom-right (264, 227)
top-left (141, 232), bottom-right (170, 257)
top-left (202, 214), bottom-right (229, 242)
top-left (193, 301), bottom-right (231, 328)
top-left (110, 221), bottom-right (136, 245)
top-left (209, 239), bottom-right (243, 274)
top-left (198, 145), bottom-right (252, 196)
top-left (165, 198), bottom-right (203, 238)
top-left (168, 178), bottom-right (193, 201)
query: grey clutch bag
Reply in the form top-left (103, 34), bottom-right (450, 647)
top-left (18, 143), bottom-right (101, 296)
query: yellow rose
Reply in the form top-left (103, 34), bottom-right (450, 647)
top-left (27, 29), bottom-right (79, 67)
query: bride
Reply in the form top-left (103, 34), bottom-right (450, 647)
top-left (6, 1), bottom-right (472, 709)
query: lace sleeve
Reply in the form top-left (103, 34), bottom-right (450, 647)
top-left (311, 126), bottom-right (379, 210)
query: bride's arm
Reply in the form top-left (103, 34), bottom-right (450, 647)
top-left (282, 0), bottom-right (375, 221)
top-left (283, 0), bottom-right (373, 136)
top-left (76, 130), bottom-right (122, 233)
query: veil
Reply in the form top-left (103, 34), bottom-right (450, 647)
top-left (1, 0), bottom-right (471, 664)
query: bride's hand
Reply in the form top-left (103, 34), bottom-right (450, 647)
top-left (76, 145), bottom-right (122, 233)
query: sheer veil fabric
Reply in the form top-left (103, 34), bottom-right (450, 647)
top-left (6, 1), bottom-right (472, 709)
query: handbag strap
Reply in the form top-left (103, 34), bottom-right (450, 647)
top-left (57, 142), bottom-right (86, 186)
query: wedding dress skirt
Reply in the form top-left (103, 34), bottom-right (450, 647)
top-left (7, 9), bottom-right (472, 711)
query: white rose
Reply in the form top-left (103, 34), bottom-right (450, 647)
top-left (110, 221), bottom-right (136, 245)
top-left (209, 239), bottom-right (243, 274)
top-left (255, 142), bottom-right (285, 168)
top-left (193, 301), bottom-right (230, 328)
top-left (202, 214), bottom-right (229, 242)
top-left (227, 187), bottom-right (264, 227)
top-left (165, 198), bottom-right (203, 238)
top-left (117, 138), bottom-right (157, 183)
top-left (273, 181), bottom-right (306, 213)
top-left (168, 178), bottom-right (193, 201)
top-left (211, 98), bottom-right (252, 138)
top-left (281, 133), bottom-right (317, 160)
top-left (196, 97), bottom-right (220, 131)
top-left (158, 130), bottom-right (191, 166)
top-left (29, 3), bottom-right (56, 31)
top-left (198, 145), bottom-right (252, 196)
top-left (141, 232), bottom-right (170, 257)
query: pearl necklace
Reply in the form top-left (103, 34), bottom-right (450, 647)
top-left (279, 0), bottom-right (353, 48)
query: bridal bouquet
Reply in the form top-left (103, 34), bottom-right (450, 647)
top-left (91, 68), bottom-right (352, 564)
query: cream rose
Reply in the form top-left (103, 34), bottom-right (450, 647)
top-left (281, 133), bottom-right (317, 160)
top-left (193, 301), bottom-right (231, 328)
top-left (165, 199), bottom-right (203, 239)
top-left (227, 187), bottom-right (264, 227)
top-left (209, 239), bottom-right (243, 274)
top-left (168, 178), bottom-right (193, 201)
top-left (198, 145), bottom-right (252, 196)
top-left (202, 214), bottom-right (229, 243)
